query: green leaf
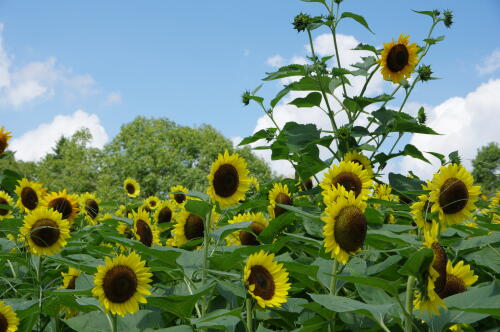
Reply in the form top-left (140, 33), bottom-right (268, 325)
top-left (392, 117), bottom-right (439, 134)
top-left (402, 144), bottom-right (430, 163)
top-left (263, 64), bottom-right (306, 81)
top-left (209, 221), bottom-right (251, 242)
top-left (185, 199), bottom-right (212, 218)
top-left (398, 248), bottom-right (433, 278)
top-left (309, 294), bottom-right (393, 325)
top-left (289, 92), bottom-right (322, 108)
top-left (333, 275), bottom-right (399, 295)
top-left (423, 35), bottom-right (445, 45)
top-left (288, 76), bottom-right (332, 92)
top-left (191, 308), bottom-right (242, 330)
top-left (271, 86), bottom-right (291, 108)
top-left (239, 128), bottom-right (277, 146)
top-left (353, 43), bottom-right (378, 54)
top-left (258, 211), bottom-right (294, 244)
top-left (351, 56), bottom-right (377, 76)
top-left (412, 10), bottom-right (437, 18)
top-left (340, 12), bottom-right (374, 34)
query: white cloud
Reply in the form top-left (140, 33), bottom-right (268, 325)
top-left (400, 79), bottom-right (500, 180)
top-left (231, 136), bottom-right (243, 147)
top-left (105, 91), bottom-right (122, 106)
top-left (476, 49), bottom-right (500, 75)
top-left (0, 24), bottom-right (101, 108)
top-left (249, 33), bottom-right (386, 175)
top-left (266, 55), bottom-right (285, 68)
top-left (10, 110), bottom-right (108, 161)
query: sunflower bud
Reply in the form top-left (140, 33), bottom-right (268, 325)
top-left (418, 64), bottom-right (433, 82)
top-left (292, 13), bottom-right (311, 32)
top-left (418, 107), bottom-right (427, 124)
top-left (241, 90), bottom-right (251, 106)
top-left (336, 126), bottom-right (350, 140)
top-left (443, 10), bottom-right (453, 28)
top-left (433, 9), bottom-right (441, 17)
top-left (448, 151), bottom-right (461, 165)
top-left (334, 0), bottom-right (343, 4)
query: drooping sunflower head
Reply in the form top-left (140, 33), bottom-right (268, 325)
top-left (132, 209), bottom-right (160, 247)
top-left (429, 164), bottom-right (481, 227)
top-left (144, 196), bottom-right (160, 211)
top-left (79, 192), bottom-right (100, 221)
top-left (411, 184), bottom-right (435, 231)
top-left (172, 209), bottom-right (205, 246)
top-left (123, 178), bottom-right (140, 198)
top-left (0, 126), bottom-right (12, 155)
top-left (226, 212), bottom-right (269, 246)
top-left (322, 190), bottom-right (368, 264)
top-left (154, 200), bottom-right (177, 226)
top-left (0, 300), bottom-right (19, 332)
top-left (321, 161), bottom-right (372, 200)
top-left (170, 185), bottom-right (189, 206)
top-left (60, 267), bottom-right (81, 290)
top-left (0, 191), bottom-right (14, 221)
top-left (92, 252), bottom-right (153, 317)
top-left (14, 178), bottom-right (46, 212)
top-left (378, 34), bottom-right (419, 83)
top-left (344, 151), bottom-right (373, 178)
top-left (117, 221), bottom-right (134, 240)
top-left (43, 190), bottom-right (79, 222)
top-left (413, 264), bottom-right (446, 316)
top-left (243, 250), bottom-right (291, 309)
top-left (423, 222), bottom-right (447, 295)
top-left (268, 183), bottom-right (293, 219)
top-left (20, 207), bottom-right (70, 256)
top-left (207, 150), bottom-right (251, 208)
top-left (438, 260), bottom-right (478, 299)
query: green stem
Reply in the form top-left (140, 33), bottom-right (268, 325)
top-left (330, 25), bottom-right (348, 97)
top-left (106, 313), bottom-right (117, 332)
top-left (359, 64), bottom-right (380, 98)
top-left (328, 260), bottom-right (339, 332)
top-left (404, 276), bottom-right (416, 332)
top-left (201, 208), bottom-right (212, 317)
top-left (245, 298), bottom-right (254, 332)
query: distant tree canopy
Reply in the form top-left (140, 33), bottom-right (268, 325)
top-left (471, 142), bottom-right (500, 195)
top-left (1, 117), bottom-right (274, 204)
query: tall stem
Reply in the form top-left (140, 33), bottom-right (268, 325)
top-left (245, 298), bottom-right (254, 332)
top-left (404, 276), bottom-right (416, 332)
top-left (328, 260), bottom-right (339, 332)
top-left (201, 207), bottom-right (212, 317)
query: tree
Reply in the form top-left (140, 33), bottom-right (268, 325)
top-left (471, 142), bottom-right (500, 195)
top-left (95, 117), bottom-right (273, 203)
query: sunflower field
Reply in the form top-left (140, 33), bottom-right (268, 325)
top-left (0, 1), bottom-right (499, 332)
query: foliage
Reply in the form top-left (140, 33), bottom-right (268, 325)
top-left (472, 142), bottom-right (500, 195)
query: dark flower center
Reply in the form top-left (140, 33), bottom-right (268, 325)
top-left (239, 222), bottom-right (265, 245)
top-left (158, 207), bottom-right (172, 223)
top-left (431, 242), bottom-right (447, 294)
top-left (125, 183), bottom-right (136, 195)
top-left (439, 178), bottom-right (468, 214)
top-left (66, 276), bottom-right (78, 290)
top-left (387, 44), bottom-right (409, 72)
top-left (103, 265), bottom-right (137, 303)
top-left (0, 198), bottom-right (8, 216)
top-left (0, 138), bottom-right (7, 154)
top-left (248, 265), bottom-right (275, 300)
top-left (213, 164), bottom-right (239, 198)
top-left (31, 218), bottom-right (60, 247)
top-left (439, 274), bottom-right (466, 299)
top-left (149, 200), bottom-right (157, 207)
top-left (184, 213), bottom-right (204, 240)
top-left (273, 193), bottom-right (292, 218)
top-left (174, 193), bottom-right (186, 204)
top-left (21, 187), bottom-right (39, 210)
top-left (332, 172), bottom-right (362, 197)
top-left (334, 205), bottom-right (367, 252)
top-left (85, 199), bottom-right (99, 219)
top-left (0, 312), bottom-right (7, 332)
top-left (136, 219), bottom-right (153, 247)
top-left (301, 178), bottom-right (313, 191)
top-left (48, 197), bottom-right (73, 219)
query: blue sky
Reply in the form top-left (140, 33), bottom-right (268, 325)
top-left (1, 0), bottom-right (499, 177)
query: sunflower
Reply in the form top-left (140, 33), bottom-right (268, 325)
top-left (172, 209), bottom-right (206, 246)
top-left (115, 205), bottom-right (133, 219)
top-left (422, 222), bottom-right (448, 295)
top-left (0, 126), bottom-right (12, 155)
top-left (411, 184), bottom-right (435, 230)
top-left (226, 212), bottom-right (269, 246)
top-left (243, 250), bottom-right (291, 309)
top-left (322, 190), bottom-right (368, 264)
top-left (43, 190), bottom-right (79, 222)
top-left (144, 196), bottom-right (160, 210)
top-left (0, 190), bottom-right (14, 221)
top-left (0, 300), bottom-right (19, 332)
top-left (207, 150), bottom-right (251, 208)
top-left (132, 209), bottom-right (160, 247)
top-left (79, 192), bottom-right (100, 223)
top-left (60, 267), bottom-right (81, 290)
top-left (321, 161), bottom-right (372, 200)
top-left (268, 183), bottom-right (293, 219)
top-left (14, 178), bottom-right (45, 212)
top-left (92, 252), bottom-right (152, 317)
top-left (249, 177), bottom-right (260, 192)
top-left (170, 185), bottom-right (189, 206)
top-left (20, 207), bottom-right (70, 256)
top-left (413, 265), bottom-right (446, 315)
top-left (123, 178), bottom-right (140, 198)
top-left (429, 164), bottom-right (480, 227)
top-left (378, 34), bottom-right (419, 83)
top-left (438, 261), bottom-right (478, 299)
top-left (344, 151), bottom-right (373, 178)
top-left (154, 200), bottom-right (177, 227)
